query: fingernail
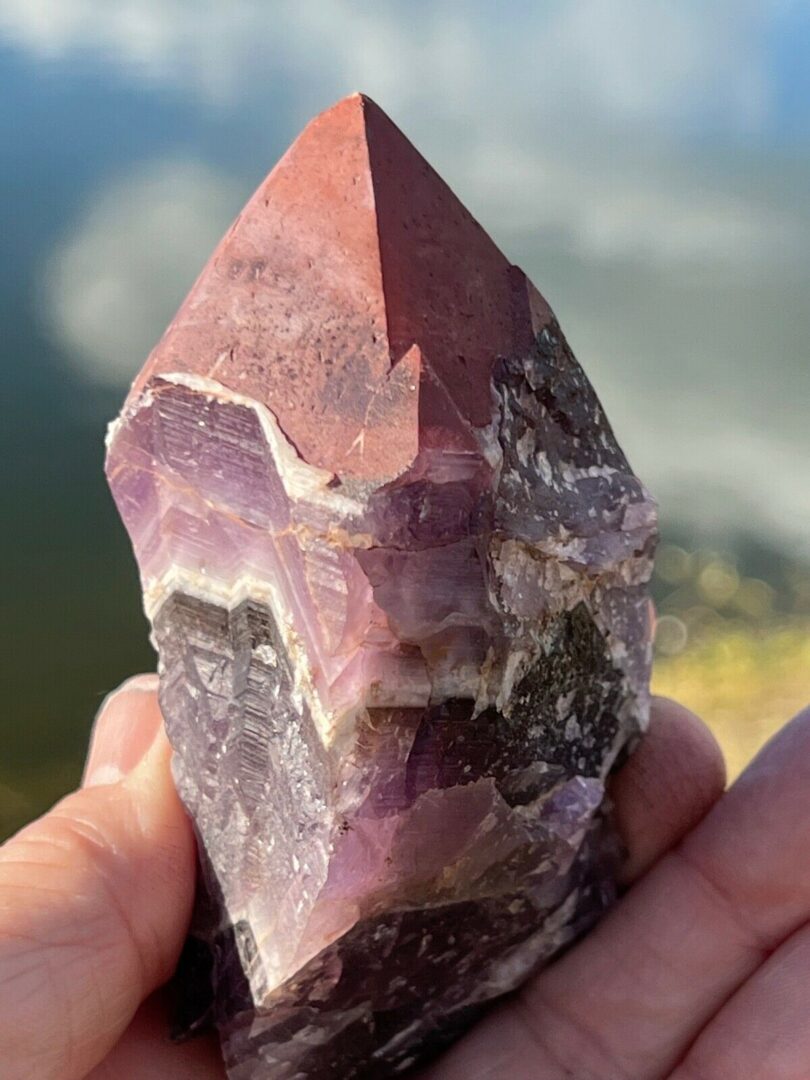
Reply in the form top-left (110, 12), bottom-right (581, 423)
top-left (83, 674), bottom-right (162, 787)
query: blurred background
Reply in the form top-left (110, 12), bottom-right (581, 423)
top-left (1, 1), bottom-right (808, 838)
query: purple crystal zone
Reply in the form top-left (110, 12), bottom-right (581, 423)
top-left (158, 600), bottom-right (628, 1079)
top-left (105, 95), bottom-right (657, 1079)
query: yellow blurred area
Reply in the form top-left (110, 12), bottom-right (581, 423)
top-left (652, 542), bottom-right (810, 781)
top-left (653, 620), bottom-right (810, 780)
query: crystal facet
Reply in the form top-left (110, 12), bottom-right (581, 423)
top-left (106, 93), bottom-right (657, 1079)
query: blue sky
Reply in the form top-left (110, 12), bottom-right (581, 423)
top-left (768, 2), bottom-right (810, 137)
top-left (0, 0), bottom-right (809, 563)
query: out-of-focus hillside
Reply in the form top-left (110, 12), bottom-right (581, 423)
top-left (651, 544), bottom-right (810, 780)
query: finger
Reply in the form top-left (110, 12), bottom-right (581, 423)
top-left (518, 704), bottom-right (810, 1080)
top-left (610, 697), bottom-right (726, 885)
top-left (0, 677), bottom-right (196, 1080)
top-left (87, 992), bottom-right (224, 1079)
top-left (670, 920), bottom-right (810, 1080)
top-left (82, 674), bottom-right (164, 787)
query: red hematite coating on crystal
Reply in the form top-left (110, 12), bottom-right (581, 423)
top-left (127, 93), bottom-right (540, 480)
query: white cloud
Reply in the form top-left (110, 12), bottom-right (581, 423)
top-left (1, 0), bottom-right (799, 271)
top-left (0, 0), bottom-right (782, 127)
top-left (658, 427), bottom-right (810, 561)
top-left (534, 0), bottom-right (776, 132)
top-left (548, 260), bottom-right (810, 563)
top-left (0, 0), bottom-right (179, 67)
top-left (469, 137), bottom-right (797, 268)
top-left (0, 0), bottom-right (493, 124)
top-left (599, 374), bottom-right (810, 561)
top-left (47, 159), bottom-right (242, 386)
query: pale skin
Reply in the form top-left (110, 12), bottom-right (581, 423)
top-left (1, 679), bottom-right (808, 1079)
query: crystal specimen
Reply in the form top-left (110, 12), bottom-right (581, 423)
top-left (106, 93), bottom-right (657, 1078)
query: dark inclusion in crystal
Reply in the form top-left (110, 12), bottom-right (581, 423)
top-left (106, 92), bottom-right (657, 1078)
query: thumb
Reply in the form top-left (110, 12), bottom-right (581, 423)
top-left (0, 676), bottom-right (196, 1080)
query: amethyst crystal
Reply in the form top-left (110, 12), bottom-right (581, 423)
top-left (106, 93), bottom-right (657, 1078)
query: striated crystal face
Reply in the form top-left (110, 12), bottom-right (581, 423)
top-left (106, 93), bottom-right (657, 1079)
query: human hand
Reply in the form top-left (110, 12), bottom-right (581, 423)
top-left (0, 677), bottom-right (223, 1079)
top-left (1, 680), bottom-right (806, 1079)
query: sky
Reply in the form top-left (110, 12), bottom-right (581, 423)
top-left (1, 0), bottom-right (809, 560)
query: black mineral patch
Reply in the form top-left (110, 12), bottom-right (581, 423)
top-left (508, 603), bottom-right (626, 777)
